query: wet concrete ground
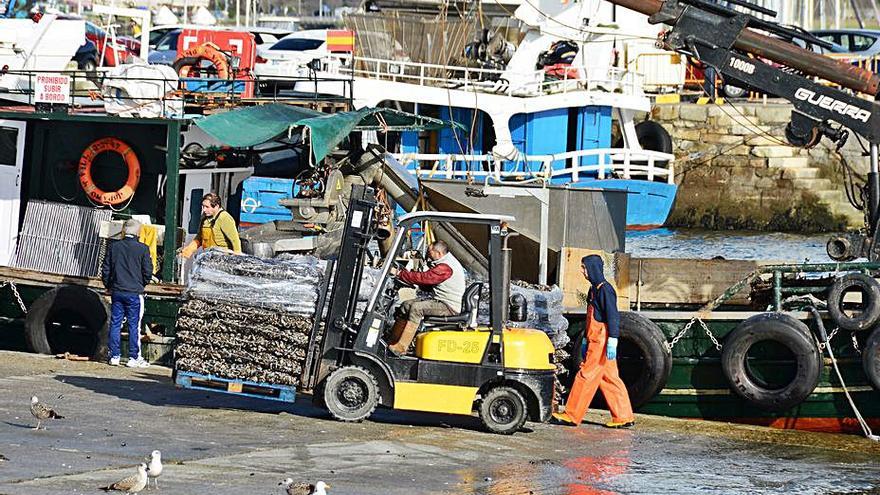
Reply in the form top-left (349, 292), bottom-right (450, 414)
top-left (0, 350), bottom-right (878, 495)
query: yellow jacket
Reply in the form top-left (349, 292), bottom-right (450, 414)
top-left (181, 209), bottom-right (241, 258)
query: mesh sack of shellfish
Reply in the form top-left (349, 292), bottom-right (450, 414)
top-left (175, 251), bottom-right (327, 385)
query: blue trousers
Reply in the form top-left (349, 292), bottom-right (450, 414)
top-left (108, 292), bottom-right (144, 359)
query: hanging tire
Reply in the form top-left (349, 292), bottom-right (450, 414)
top-left (570, 312), bottom-right (671, 409)
top-left (25, 286), bottom-right (109, 361)
top-left (864, 326), bottom-right (880, 392)
top-left (322, 366), bottom-right (380, 423)
top-left (612, 121), bottom-right (673, 170)
top-left (479, 385), bottom-right (528, 435)
top-left (826, 273), bottom-right (880, 331)
top-left (721, 313), bottom-right (822, 412)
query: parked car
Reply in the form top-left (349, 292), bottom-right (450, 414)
top-left (253, 30), bottom-right (329, 81)
top-left (148, 28), bottom-right (181, 65)
top-left (811, 29), bottom-right (880, 57)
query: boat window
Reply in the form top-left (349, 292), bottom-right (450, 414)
top-left (270, 38), bottom-right (325, 51)
top-left (0, 127), bottom-right (18, 167)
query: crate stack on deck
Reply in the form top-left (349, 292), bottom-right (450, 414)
top-left (175, 251), bottom-right (326, 386)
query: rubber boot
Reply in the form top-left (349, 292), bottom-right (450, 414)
top-left (386, 318), bottom-right (407, 346)
top-left (388, 321), bottom-right (419, 356)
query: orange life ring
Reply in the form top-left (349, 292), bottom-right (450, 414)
top-left (174, 43), bottom-right (230, 79)
top-left (77, 137), bottom-right (140, 206)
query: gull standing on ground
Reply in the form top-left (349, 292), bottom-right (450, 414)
top-left (30, 396), bottom-right (64, 430)
top-left (146, 450), bottom-right (162, 489)
top-left (100, 463), bottom-right (148, 493)
top-left (279, 479), bottom-right (330, 495)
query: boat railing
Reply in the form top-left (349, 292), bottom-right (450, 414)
top-left (392, 148), bottom-right (675, 185)
top-left (321, 55), bottom-right (644, 97)
top-left (0, 68), bottom-right (354, 110)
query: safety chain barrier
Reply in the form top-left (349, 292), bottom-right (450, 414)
top-left (1, 281), bottom-right (27, 314)
top-left (665, 316), bottom-right (722, 352)
top-left (816, 326), bottom-right (862, 355)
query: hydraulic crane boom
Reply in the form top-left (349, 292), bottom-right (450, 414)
top-left (605, 0), bottom-right (880, 261)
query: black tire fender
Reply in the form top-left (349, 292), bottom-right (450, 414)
top-left (864, 326), bottom-right (880, 392)
top-left (721, 313), bottom-right (822, 412)
top-left (571, 312), bottom-right (671, 409)
top-left (826, 273), bottom-right (880, 331)
top-left (24, 286), bottom-right (109, 361)
top-left (612, 121), bottom-right (673, 169)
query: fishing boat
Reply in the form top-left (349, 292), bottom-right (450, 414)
top-left (255, 0), bottom-right (678, 229)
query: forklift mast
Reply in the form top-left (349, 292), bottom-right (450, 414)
top-left (305, 184), bottom-right (379, 389)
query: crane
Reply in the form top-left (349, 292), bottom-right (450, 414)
top-left (607, 0), bottom-right (880, 261)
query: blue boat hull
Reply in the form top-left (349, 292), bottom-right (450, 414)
top-left (572, 179), bottom-right (677, 230)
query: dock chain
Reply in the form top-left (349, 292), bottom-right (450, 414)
top-left (666, 316), bottom-right (722, 352)
top-left (1, 281), bottom-right (27, 314)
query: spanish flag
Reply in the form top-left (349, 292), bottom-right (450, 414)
top-left (327, 30), bottom-right (355, 53)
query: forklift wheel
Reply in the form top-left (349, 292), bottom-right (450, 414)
top-left (322, 366), bottom-right (380, 422)
top-left (479, 386), bottom-right (527, 435)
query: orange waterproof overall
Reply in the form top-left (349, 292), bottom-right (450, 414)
top-left (564, 295), bottom-right (634, 424)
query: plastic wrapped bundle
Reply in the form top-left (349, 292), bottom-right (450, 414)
top-left (477, 282), bottom-right (570, 349)
top-left (176, 251), bottom-right (384, 386)
top-left (185, 250), bottom-right (325, 315)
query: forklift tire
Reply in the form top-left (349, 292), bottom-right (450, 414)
top-left (479, 386), bottom-right (528, 435)
top-left (322, 366), bottom-right (380, 423)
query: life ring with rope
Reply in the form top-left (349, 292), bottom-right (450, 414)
top-left (77, 137), bottom-right (140, 206)
top-left (173, 42), bottom-right (231, 79)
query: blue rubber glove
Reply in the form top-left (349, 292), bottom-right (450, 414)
top-left (606, 337), bottom-right (618, 361)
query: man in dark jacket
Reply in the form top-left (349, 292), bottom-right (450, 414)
top-left (553, 254), bottom-right (634, 428)
top-left (102, 219), bottom-right (153, 367)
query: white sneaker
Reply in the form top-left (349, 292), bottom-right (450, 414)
top-left (109, 356), bottom-right (121, 366)
top-left (126, 358), bottom-right (150, 368)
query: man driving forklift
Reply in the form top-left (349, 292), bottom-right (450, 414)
top-left (387, 240), bottom-right (466, 356)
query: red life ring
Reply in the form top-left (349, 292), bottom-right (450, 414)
top-left (174, 43), bottom-right (231, 79)
top-left (77, 137), bottom-right (140, 206)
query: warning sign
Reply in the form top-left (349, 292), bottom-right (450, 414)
top-left (34, 74), bottom-right (71, 105)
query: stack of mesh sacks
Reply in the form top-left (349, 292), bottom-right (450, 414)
top-left (175, 250), bottom-right (326, 386)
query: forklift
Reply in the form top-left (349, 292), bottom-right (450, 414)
top-left (300, 185), bottom-right (556, 434)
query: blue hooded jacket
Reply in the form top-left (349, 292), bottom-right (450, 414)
top-left (582, 255), bottom-right (620, 339)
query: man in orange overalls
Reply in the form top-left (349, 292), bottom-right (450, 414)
top-left (553, 255), bottom-right (635, 428)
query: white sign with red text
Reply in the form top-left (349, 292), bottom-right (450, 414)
top-left (34, 74), bottom-right (71, 105)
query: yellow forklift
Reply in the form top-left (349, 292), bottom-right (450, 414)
top-left (300, 185), bottom-right (556, 434)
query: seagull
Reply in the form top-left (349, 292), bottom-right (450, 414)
top-left (30, 396), bottom-right (64, 430)
top-left (146, 450), bottom-right (162, 489)
top-left (100, 463), bottom-right (148, 493)
top-left (279, 479), bottom-right (330, 495)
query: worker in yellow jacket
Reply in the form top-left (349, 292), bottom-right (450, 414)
top-left (179, 193), bottom-right (242, 258)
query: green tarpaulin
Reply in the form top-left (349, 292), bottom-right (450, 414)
top-left (195, 104), bottom-right (460, 163)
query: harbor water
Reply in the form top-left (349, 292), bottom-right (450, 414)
top-left (627, 229), bottom-right (832, 262)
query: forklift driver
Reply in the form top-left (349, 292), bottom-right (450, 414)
top-left (387, 240), bottom-right (466, 356)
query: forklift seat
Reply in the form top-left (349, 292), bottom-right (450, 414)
top-left (421, 282), bottom-right (483, 330)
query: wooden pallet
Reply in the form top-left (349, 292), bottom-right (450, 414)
top-left (174, 370), bottom-right (296, 403)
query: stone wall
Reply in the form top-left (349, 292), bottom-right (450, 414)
top-left (653, 102), bottom-right (867, 232)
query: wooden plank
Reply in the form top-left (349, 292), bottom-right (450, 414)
top-left (0, 266), bottom-right (183, 298)
top-left (558, 248), bottom-right (630, 310)
top-left (628, 258), bottom-right (762, 307)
